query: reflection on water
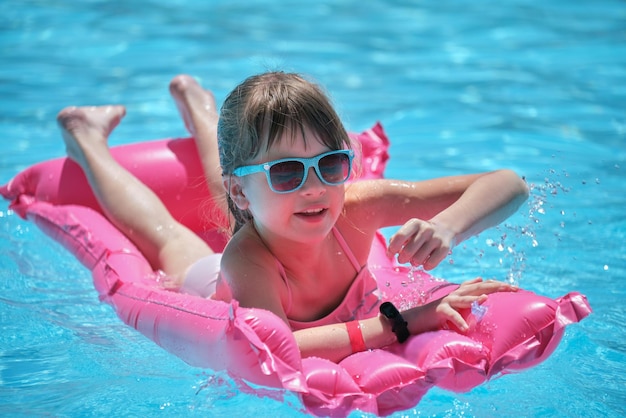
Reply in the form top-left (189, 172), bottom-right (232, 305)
top-left (1, 0), bottom-right (625, 417)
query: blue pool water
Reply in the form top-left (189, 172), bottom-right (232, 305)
top-left (1, 0), bottom-right (625, 416)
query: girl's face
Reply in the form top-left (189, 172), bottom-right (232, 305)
top-left (231, 125), bottom-right (346, 245)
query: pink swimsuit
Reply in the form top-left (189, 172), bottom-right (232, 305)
top-left (282, 227), bottom-right (381, 331)
top-left (181, 227), bottom-right (382, 330)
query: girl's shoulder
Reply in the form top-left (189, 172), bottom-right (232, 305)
top-left (344, 179), bottom-right (384, 206)
top-left (343, 179), bottom-right (404, 221)
top-left (344, 178), bottom-right (413, 202)
top-left (220, 224), bottom-right (290, 318)
top-left (221, 224), bottom-right (274, 270)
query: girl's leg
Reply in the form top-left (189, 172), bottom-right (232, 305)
top-left (168, 75), bottom-right (227, 217)
top-left (57, 105), bottom-right (214, 286)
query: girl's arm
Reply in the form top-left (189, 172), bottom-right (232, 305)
top-left (294, 278), bottom-right (518, 362)
top-left (422, 169), bottom-right (529, 246)
top-left (346, 169), bottom-right (529, 270)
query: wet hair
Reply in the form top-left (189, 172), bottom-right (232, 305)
top-left (217, 71), bottom-right (352, 234)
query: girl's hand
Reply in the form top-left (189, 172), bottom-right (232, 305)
top-left (434, 277), bottom-right (518, 331)
top-left (387, 218), bottom-right (456, 270)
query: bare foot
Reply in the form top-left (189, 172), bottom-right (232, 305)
top-left (168, 75), bottom-right (218, 137)
top-left (57, 105), bottom-right (126, 169)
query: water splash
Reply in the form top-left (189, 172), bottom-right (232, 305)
top-left (488, 175), bottom-right (570, 285)
top-left (471, 300), bottom-right (488, 322)
top-left (445, 172), bottom-right (575, 287)
top-left (407, 265), bottom-right (427, 305)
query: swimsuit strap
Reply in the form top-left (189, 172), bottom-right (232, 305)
top-left (254, 225), bottom-right (361, 317)
top-left (280, 227), bottom-right (362, 314)
top-left (331, 226), bottom-right (363, 272)
top-left (250, 222), bottom-right (294, 315)
top-left (274, 258), bottom-right (294, 316)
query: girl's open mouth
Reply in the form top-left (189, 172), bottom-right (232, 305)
top-left (296, 208), bottom-right (327, 217)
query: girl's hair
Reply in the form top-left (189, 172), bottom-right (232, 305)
top-left (217, 71), bottom-right (352, 234)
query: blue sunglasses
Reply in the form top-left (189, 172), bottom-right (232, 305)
top-left (232, 149), bottom-right (354, 193)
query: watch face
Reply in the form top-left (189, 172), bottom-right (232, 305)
top-left (380, 302), bottom-right (399, 318)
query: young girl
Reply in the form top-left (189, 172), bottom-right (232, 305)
top-left (57, 72), bottom-right (528, 363)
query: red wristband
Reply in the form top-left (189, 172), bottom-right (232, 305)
top-left (346, 320), bottom-right (367, 353)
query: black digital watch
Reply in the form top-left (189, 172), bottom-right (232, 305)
top-left (379, 301), bottom-right (410, 343)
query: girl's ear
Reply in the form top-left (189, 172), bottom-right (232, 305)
top-left (223, 175), bottom-right (249, 210)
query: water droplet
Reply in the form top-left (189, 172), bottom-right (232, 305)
top-left (471, 301), bottom-right (487, 321)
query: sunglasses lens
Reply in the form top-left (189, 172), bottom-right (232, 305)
top-left (319, 152), bottom-right (350, 184)
top-left (269, 160), bottom-right (305, 192)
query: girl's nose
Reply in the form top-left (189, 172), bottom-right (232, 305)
top-left (300, 167), bottom-right (325, 195)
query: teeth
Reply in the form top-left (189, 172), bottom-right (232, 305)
top-left (302, 208), bottom-right (323, 214)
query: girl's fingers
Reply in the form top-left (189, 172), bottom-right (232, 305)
top-left (459, 277), bottom-right (483, 287)
top-left (439, 280), bottom-right (519, 332)
top-left (457, 278), bottom-right (518, 295)
top-left (446, 294), bottom-right (486, 308)
top-left (479, 281), bottom-right (518, 293)
top-left (387, 219), bottom-right (420, 255)
top-left (475, 294), bottom-right (489, 304)
top-left (440, 305), bottom-right (469, 332)
top-left (422, 246), bottom-right (449, 270)
top-left (405, 235), bottom-right (437, 265)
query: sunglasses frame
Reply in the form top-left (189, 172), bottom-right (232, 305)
top-left (232, 149), bottom-right (354, 193)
